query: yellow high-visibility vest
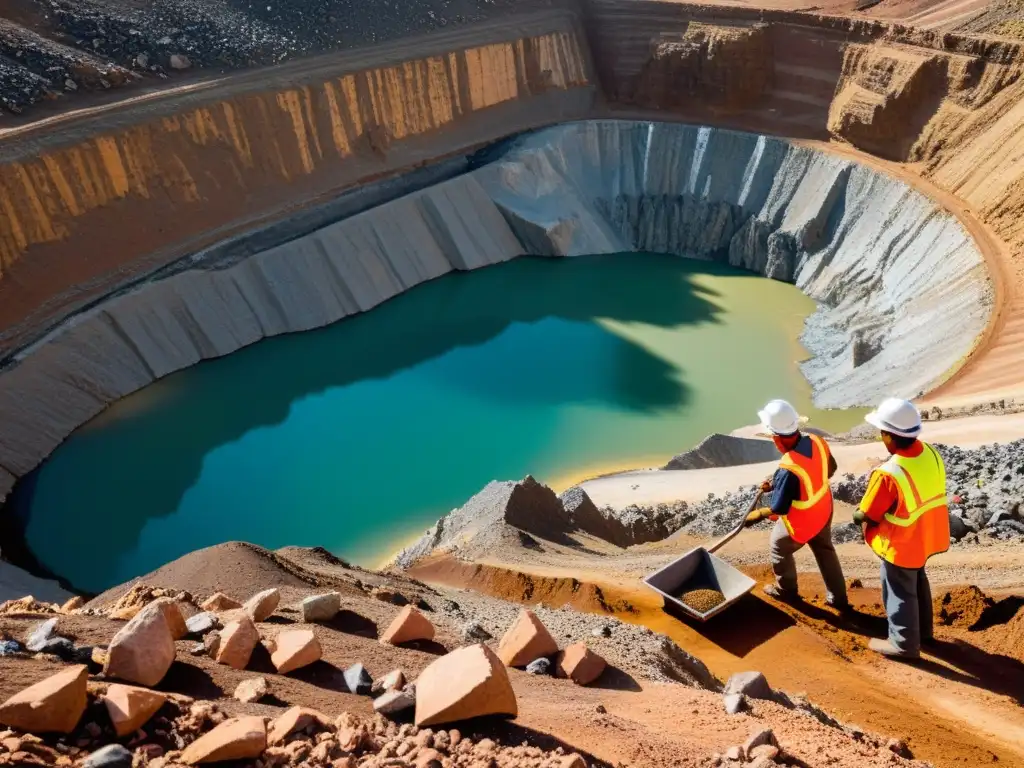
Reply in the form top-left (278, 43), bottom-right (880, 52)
top-left (866, 441), bottom-right (950, 568)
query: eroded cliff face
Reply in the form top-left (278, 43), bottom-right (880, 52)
top-left (631, 22), bottom-right (773, 114)
top-left (827, 42), bottom-right (1024, 161)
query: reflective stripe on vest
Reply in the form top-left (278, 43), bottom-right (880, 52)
top-left (775, 433), bottom-right (832, 544)
top-left (867, 441), bottom-right (950, 568)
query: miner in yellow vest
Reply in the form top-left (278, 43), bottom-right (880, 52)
top-left (854, 398), bottom-right (950, 659)
top-left (744, 399), bottom-right (849, 611)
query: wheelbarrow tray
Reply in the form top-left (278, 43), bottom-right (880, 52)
top-left (642, 547), bottom-right (756, 621)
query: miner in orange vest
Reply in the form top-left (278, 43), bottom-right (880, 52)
top-left (744, 399), bottom-right (849, 611)
top-left (854, 398), bottom-right (950, 659)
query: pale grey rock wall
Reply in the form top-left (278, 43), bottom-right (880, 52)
top-left (473, 121), bottom-right (991, 407)
top-left (0, 120), bottom-right (991, 503)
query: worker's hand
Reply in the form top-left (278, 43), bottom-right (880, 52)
top-left (759, 479), bottom-right (773, 493)
top-left (852, 509), bottom-right (867, 526)
top-left (744, 507), bottom-right (770, 527)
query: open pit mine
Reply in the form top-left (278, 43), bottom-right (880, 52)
top-left (0, 1), bottom-right (1023, 767)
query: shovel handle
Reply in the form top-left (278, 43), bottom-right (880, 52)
top-left (706, 489), bottom-right (765, 555)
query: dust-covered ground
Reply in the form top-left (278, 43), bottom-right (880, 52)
top-left (0, 542), bottom-right (935, 768)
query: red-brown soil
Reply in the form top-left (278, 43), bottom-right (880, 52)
top-left (412, 554), bottom-right (1024, 768)
top-left (0, 543), bottom-right (944, 768)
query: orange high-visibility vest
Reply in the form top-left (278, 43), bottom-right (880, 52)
top-left (771, 433), bottom-right (833, 544)
top-left (865, 441), bottom-right (950, 569)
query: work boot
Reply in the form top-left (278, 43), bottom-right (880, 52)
top-left (763, 584), bottom-right (800, 603)
top-left (868, 638), bottom-right (920, 660)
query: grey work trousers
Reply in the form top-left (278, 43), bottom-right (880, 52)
top-left (769, 513), bottom-right (848, 606)
top-left (880, 559), bottom-right (934, 655)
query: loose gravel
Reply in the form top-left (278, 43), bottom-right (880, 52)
top-left (0, 0), bottom-right (555, 116)
top-left (677, 587), bottom-right (725, 613)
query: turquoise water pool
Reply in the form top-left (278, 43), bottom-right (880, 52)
top-left (13, 253), bottom-right (858, 592)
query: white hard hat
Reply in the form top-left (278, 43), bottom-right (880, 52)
top-left (757, 399), bottom-right (802, 436)
top-left (864, 398), bottom-right (922, 438)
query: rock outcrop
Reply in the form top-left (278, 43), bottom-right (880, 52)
top-left (632, 23), bottom-right (773, 113)
top-left (663, 433), bottom-right (779, 470)
top-left (560, 486), bottom-right (688, 547)
top-left (394, 476), bottom-right (571, 567)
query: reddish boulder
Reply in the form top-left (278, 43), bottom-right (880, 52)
top-left (103, 684), bottom-right (167, 737)
top-left (415, 644), bottom-right (517, 727)
top-left (105, 602), bottom-right (176, 686)
top-left (497, 609), bottom-right (557, 667)
top-left (555, 643), bottom-right (607, 685)
top-left (267, 706), bottom-right (331, 745)
top-left (180, 716), bottom-right (267, 764)
top-left (243, 589), bottom-right (280, 622)
top-left (0, 665), bottom-right (88, 733)
top-left (380, 606), bottom-right (435, 645)
top-left (201, 593), bottom-right (241, 612)
top-left (215, 615), bottom-right (259, 670)
top-left (270, 630), bottom-right (321, 674)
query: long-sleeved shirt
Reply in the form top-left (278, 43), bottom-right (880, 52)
top-left (858, 440), bottom-right (925, 522)
top-left (768, 434), bottom-right (838, 516)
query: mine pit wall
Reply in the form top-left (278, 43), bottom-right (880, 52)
top-left (0, 10), bottom-right (593, 358)
top-left (584, 0), bottom-right (1024, 147)
top-left (0, 120), bottom-right (989, 505)
top-left (0, 2), bottom-right (1016, 503)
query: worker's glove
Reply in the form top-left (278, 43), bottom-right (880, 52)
top-left (852, 510), bottom-right (867, 526)
top-left (759, 479), bottom-right (773, 493)
top-left (745, 507), bottom-right (771, 527)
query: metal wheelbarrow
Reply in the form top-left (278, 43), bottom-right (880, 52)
top-left (642, 491), bottom-right (762, 621)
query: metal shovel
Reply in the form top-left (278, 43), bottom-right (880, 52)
top-left (641, 490), bottom-right (763, 621)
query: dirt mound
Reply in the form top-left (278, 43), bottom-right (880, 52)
top-left (982, 604), bottom-right (1024, 661)
top-left (87, 542), bottom-right (315, 609)
top-left (934, 585), bottom-right (994, 628)
top-left (394, 477), bottom-right (572, 569)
